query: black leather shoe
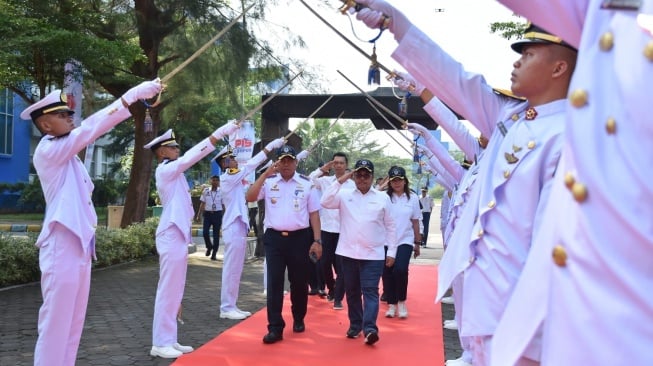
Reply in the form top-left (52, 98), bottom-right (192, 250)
top-left (308, 289), bottom-right (319, 295)
top-left (293, 320), bottom-right (305, 333)
top-left (380, 293), bottom-right (387, 302)
top-left (205, 248), bottom-right (211, 256)
top-left (262, 332), bottom-right (283, 344)
top-left (346, 328), bottom-right (361, 339)
top-left (365, 331), bottom-right (379, 345)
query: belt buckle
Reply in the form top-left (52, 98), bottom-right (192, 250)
top-left (281, 231), bottom-right (289, 237)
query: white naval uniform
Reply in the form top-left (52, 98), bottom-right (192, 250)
top-left (219, 150), bottom-right (268, 313)
top-left (491, 1), bottom-right (653, 365)
top-left (33, 99), bottom-right (131, 366)
top-left (152, 137), bottom-right (216, 348)
top-left (421, 96), bottom-right (485, 365)
top-left (392, 25), bottom-right (566, 364)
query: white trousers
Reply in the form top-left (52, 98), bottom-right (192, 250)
top-left (152, 226), bottom-right (188, 346)
top-left (452, 274), bottom-right (473, 364)
top-left (220, 222), bottom-right (248, 312)
top-left (472, 335), bottom-right (540, 366)
top-left (35, 223), bottom-right (92, 366)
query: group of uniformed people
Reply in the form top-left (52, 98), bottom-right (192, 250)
top-left (21, 0), bottom-right (651, 364)
top-left (346, 0), bottom-right (653, 365)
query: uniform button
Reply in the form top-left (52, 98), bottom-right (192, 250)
top-left (605, 117), bottom-right (617, 134)
top-left (564, 172), bottom-right (575, 189)
top-left (511, 114), bottom-right (519, 121)
top-left (644, 40), bottom-right (653, 62)
top-left (477, 229), bottom-right (484, 238)
top-left (569, 89), bottom-right (588, 108)
top-left (571, 182), bottom-right (588, 202)
top-left (487, 200), bottom-right (495, 209)
top-left (503, 170), bottom-right (510, 179)
top-left (552, 245), bottom-right (567, 267)
top-left (599, 31), bottom-right (614, 51)
top-left (527, 141), bottom-right (536, 149)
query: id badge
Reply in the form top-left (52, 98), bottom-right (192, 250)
top-left (212, 204), bottom-right (216, 210)
top-left (293, 198), bottom-right (300, 212)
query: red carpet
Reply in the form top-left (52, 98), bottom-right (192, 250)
top-left (174, 264), bottom-right (443, 366)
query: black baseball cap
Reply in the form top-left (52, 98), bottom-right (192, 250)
top-left (353, 159), bottom-right (374, 174)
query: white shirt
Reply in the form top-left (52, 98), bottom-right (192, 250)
top-left (491, 2), bottom-right (653, 365)
top-left (389, 192), bottom-right (422, 246)
top-left (321, 181), bottom-right (397, 259)
top-left (220, 150), bottom-right (267, 230)
top-left (156, 137), bottom-right (216, 243)
top-left (308, 168), bottom-right (355, 233)
top-left (257, 172), bottom-right (321, 231)
top-left (34, 98), bottom-right (130, 253)
top-left (419, 195), bottom-right (433, 213)
top-left (199, 187), bottom-right (222, 212)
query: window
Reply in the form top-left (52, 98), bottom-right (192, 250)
top-left (0, 89), bottom-right (14, 155)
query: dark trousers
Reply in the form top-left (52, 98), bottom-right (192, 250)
top-left (422, 212), bottom-right (431, 246)
top-left (264, 228), bottom-right (311, 334)
top-left (203, 211), bottom-right (222, 258)
top-left (248, 207), bottom-right (258, 236)
top-left (309, 259), bottom-right (324, 292)
top-left (320, 231), bottom-right (344, 301)
top-left (341, 256), bottom-right (384, 335)
top-left (382, 244), bottom-right (413, 304)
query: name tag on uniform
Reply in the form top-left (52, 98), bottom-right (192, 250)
top-left (497, 121), bottom-right (508, 136)
top-left (601, 0), bottom-right (641, 10)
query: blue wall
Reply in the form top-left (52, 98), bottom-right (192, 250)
top-left (0, 94), bottom-right (31, 184)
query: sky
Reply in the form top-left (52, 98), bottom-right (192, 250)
top-left (247, 0), bottom-right (522, 158)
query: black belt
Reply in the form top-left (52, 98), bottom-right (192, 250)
top-left (267, 228), bottom-right (309, 237)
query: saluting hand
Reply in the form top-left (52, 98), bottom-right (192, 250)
top-left (337, 170), bottom-right (354, 184)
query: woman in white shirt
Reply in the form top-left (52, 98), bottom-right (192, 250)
top-left (383, 166), bottom-right (422, 319)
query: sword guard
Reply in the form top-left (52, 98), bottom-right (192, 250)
top-left (338, 0), bottom-right (358, 14)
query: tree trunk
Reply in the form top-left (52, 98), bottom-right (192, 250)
top-left (120, 104), bottom-right (157, 228)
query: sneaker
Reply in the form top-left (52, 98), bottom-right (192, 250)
top-left (346, 328), bottom-right (361, 338)
top-left (220, 310), bottom-right (247, 320)
top-left (236, 308), bottom-right (252, 317)
top-left (441, 296), bottom-right (455, 304)
top-left (364, 331), bottom-right (379, 345)
top-left (385, 304), bottom-right (396, 318)
top-left (150, 345), bottom-right (182, 358)
top-left (443, 320), bottom-right (458, 330)
top-left (173, 343), bottom-right (194, 354)
top-left (397, 301), bottom-right (408, 318)
top-left (445, 357), bottom-right (473, 366)
top-left (333, 301), bottom-right (344, 310)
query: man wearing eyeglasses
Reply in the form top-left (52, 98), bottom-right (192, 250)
top-left (21, 79), bottom-right (162, 365)
top-left (321, 159), bottom-right (397, 346)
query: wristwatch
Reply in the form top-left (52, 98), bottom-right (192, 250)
top-left (314, 239), bottom-right (322, 244)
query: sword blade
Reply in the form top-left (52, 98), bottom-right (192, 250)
top-left (299, 0), bottom-right (393, 76)
top-left (236, 71), bottom-right (303, 126)
top-left (162, 3), bottom-right (255, 83)
top-left (284, 95), bottom-right (334, 139)
top-left (337, 69), bottom-right (410, 132)
top-left (307, 110), bottom-right (345, 152)
top-left (365, 99), bottom-right (414, 144)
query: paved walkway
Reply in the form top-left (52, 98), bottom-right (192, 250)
top-left (0, 205), bottom-right (461, 365)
